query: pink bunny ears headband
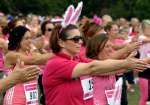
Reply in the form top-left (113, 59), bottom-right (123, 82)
top-left (61, 1), bottom-right (83, 28)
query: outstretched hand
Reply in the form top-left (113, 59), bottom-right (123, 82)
top-left (11, 57), bottom-right (40, 84)
top-left (125, 57), bottom-right (149, 72)
top-left (127, 50), bottom-right (138, 58)
top-left (125, 42), bottom-right (141, 53)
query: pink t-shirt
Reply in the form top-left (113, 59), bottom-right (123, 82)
top-left (138, 43), bottom-right (150, 78)
top-left (93, 75), bottom-right (116, 105)
top-left (42, 52), bottom-right (93, 105)
top-left (112, 38), bottom-right (126, 45)
top-left (93, 38), bottom-right (126, 105)
top-left (4, 53), bottom-right (39, 105)
top-left (0, 36), bottom-right (8, 71)
top-left (3, 69), bottom-right (38, 105)
top-left (0, 48), bottom-right (4, 70)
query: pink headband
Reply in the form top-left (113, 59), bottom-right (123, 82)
top-left (92, 15), bottom-right (102, 25)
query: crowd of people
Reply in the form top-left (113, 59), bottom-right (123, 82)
top-left (0, 3), bottom-right (150, 105)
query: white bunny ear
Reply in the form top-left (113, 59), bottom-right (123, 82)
top-left (61, 5), bottom-right (75, 28)
top-left (70, 1), bottom-right (83, 25)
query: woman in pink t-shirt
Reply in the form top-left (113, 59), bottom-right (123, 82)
top-left (3, 26), bottom-right (52, 105)
top-left (138, 20), bottom-right (150, 105)
top-left (86, 33), bottom-right (142, 105)
top-left (42, 24), bottom-right (148, 105)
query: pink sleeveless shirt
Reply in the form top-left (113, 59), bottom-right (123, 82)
top-left (3, 53), bottom-right (39, 105)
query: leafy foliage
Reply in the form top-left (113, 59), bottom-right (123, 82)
top-left (0, 0), bottom-right (149, 19)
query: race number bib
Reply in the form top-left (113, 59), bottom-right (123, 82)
top-left (105, 89), bottom-right (115, 105)
top-left (105, 78), bottom-right (123, 105)
top-left (81, 76), bottom-right (93, 100)
top-left (24, 83), bottom-right (38, 105)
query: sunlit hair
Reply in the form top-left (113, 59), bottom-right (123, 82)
top-left (86, 33), bottom-right (109, 59)
top-left (141, 19), bottom-right (150, 31)
top-left (102, 15), bottom-right (112, 22)
top-left (8, 26), bottom-right (29, 50)
top-left (50, 24), bottom-right (78, 53)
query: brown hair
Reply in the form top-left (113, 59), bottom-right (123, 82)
top-left (82, 22), bottom-right (102, 37)
top-left (81, 22), bottom-right (103, 45)
top-left (104, 22), bottom-right (117, 32)
top-left (41, 20), bottom-right (53, 35)
top-left (86, 33), bottom-right (109, 59)
top-left (50, 24), bottom-right (78, 53)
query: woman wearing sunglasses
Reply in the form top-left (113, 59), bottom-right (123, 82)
top-left (41, 20), bottom-right (55, 50)
top-left (42, 24), bottom-right (148, 105)
top-left (3, 26), bottom-right (53, 105)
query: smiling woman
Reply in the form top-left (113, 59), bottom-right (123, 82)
top-left (42, 24), bottom-right (148, 105)
top-left (3, 26), bottom-right (52, 105)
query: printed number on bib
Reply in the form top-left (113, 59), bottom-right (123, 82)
top-left (24, 83), bottom-right (38, 105)
top-left (81, 77), bottom-right (93, 100)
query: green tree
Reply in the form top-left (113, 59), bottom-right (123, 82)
top-left (133, 0), bottom-right (150, 19)
top-left (0, 0), bottom-right (150, 20)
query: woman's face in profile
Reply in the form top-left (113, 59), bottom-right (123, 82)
top-left (61, 28), bottom-right (83, 56)
top-left (20, 31), bottom-right (32, 51)
top-left (98, 40), bottom-right (114, 60)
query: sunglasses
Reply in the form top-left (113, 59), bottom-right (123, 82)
top-left (46, 28), bottom-right (52, 32)
top-left (66, 36), bottom-right (83, 43)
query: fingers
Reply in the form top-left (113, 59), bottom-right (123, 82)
top-left (27, 71), bottom-right (39, 79)
top-left (22, 66), bottom-right (40, 76)
top-left (136, 59), bottom-right (149, 65)
top-left (128, 51), bottom-right (137, 58)
top-left (127, 58), bottom-right (149, 71)
top-left (133, 69), bottom-right (143, 72)
top-left (133, 66), bottom-right (148, 72)
top-left (126, 42), bottom-right (140, 52)
top-left (134, 42), bottom-right (142, 48)
top-left (28, 69), bottom-right (39, 77)
top-left (23, 74), bottom-right (38, 82)
top-left (133, 66), bottom-right (147, 72)
top-left (26, 75), bottom-right (38, 81)
top-left (22, 66), bottom-right (40, 82)
top-left (132, 59), bottom-right (149, 71)
top-left (135, 60), bottom-right (149, 67)
top-left (23, 66), bottom-right (39, 71)
top-left (131, 42), bottom-right (141, 48)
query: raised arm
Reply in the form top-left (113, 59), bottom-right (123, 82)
top-left (72, 58), bottom-right (148, 78)
top-left (0, 65), bottom-right (39, 94)
top-left (5, 51), bottom-right (53, 67)
top-left (110, 42), bottom-right (141, 59)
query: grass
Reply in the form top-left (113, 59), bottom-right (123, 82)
top-left (128, 84), bottom-right (140, 105)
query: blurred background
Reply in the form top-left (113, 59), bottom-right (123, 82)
top-left (0, 0), bottom-right (150, 20)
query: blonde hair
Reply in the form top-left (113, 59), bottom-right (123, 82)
top-left (141, 19), bottom-right (150, 31)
